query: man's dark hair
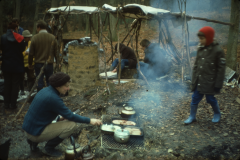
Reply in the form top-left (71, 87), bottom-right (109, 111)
top-left (140, 39), bottom-right (151, 48)
top-left (37, 20), bottom-right (47, 29)
top-left (12, 18), bottom-right (19, 24)
top-left (7, 22), bottom-right (18, 30)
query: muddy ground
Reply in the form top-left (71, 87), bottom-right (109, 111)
top-left (1, 73), bottom-right (240, 160)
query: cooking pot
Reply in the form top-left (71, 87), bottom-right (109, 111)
top-left (65, 136), bottom-right (82, 160)
top-left (65, 136), bottom-right (94, 160)
top-left (114, 129), bottom-right (130, 143)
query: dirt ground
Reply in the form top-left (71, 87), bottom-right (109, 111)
top-left (1, 70), bottom-right (240, 160)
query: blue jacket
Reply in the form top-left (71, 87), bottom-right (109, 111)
top-left (18, 26), bottom-right (24, 35)
top-left (22, 85), bottom-right (90, 136)
top-left (0, 29), bottom-right (25, 73)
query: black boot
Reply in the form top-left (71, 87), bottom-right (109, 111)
top-left (42, 136), bottom-right (64, 157)
top-left (27, 139), bottom-right (39, 152)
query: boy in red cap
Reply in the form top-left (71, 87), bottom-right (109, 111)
top-left (184, 26), bottom-right (226, 124)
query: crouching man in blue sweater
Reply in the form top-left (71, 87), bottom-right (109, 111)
top-left (22, 72), bottom-right (102, 157)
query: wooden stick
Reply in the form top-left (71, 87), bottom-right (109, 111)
top-left (119, 15), bottom-right (151, 88)
top-left (107, 13), bottom-right (114, 64)
top-left (117, 9), bottom-right (121, 85)
top-left (14, 42), bottom-right (54, 119)
top-left (183, 2), bottom-right (192, 79)
top-left (98, 11), bottom-right (111, 95)
top-left (121, 26), bottom-right (134, 44)
top-left (170, 13), bottom-right (234, 26)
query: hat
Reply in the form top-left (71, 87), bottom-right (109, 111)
top-left (49, 72), bottom-right (71, 87)
top-left (198, 26), bottom-right (215, 46)
top-left (22, 30), bottom-right (32, 37)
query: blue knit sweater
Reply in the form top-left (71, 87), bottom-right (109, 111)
top-left (22, 85), bottom-right (90, 136)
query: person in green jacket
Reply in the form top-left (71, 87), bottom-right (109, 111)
top-left (184, 26), bottom-right (226, 124)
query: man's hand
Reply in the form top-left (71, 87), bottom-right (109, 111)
top-left (90, 119), bottom-right (102, 126)
top-left (28, 65), bottom-right (34, 69)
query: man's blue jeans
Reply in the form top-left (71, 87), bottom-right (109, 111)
top-left (191, 87), bottom-right (218, 106)
top-left (112, 58), bottom-right (129, 70)
top-left (34, 63), bottom-right (53, 91)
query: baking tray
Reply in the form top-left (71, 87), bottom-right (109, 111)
top-left (124, 126), bottom-right (144, 137)
top-left (100, 124), bottom-right (122, 135)
top-left (111, 117), bottom-right (137, 126)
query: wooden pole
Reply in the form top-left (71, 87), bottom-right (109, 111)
top-left (89, 15), bottom-right (92, 39)
top-left (98, 12), bottom-right (111, 95)
top-left (183, 2), bottom-right (192, 79)
top-left (117, 9), bottom-right (121, 85)
top-left (15, 42), bottom-right (54, 119)
top-left (119, 14), bottom-right (151, 88)
top-left (121, 27), bottom-right (134, 44)
top-left (158, 19), bottom-right (162, 44)
top-left (108, 13), bottom-right (114, 64)
top-left (170, 13), bottom-right (234, 26)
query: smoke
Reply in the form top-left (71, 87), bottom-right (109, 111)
top-left (149, 0), bottom-right (231, 45)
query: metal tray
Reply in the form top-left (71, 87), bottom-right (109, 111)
top-left (100, 124), bottom-right (122, 135)
top-left (111, 117), bottom-right (137, 126)
top-left (124, 126), bottom-right (144, 137)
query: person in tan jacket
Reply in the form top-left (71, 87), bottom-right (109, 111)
top-left (29, 20), bottom-right (58, 92)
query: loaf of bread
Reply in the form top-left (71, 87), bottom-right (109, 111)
top-left (112, 120), bottom-right (136, 126)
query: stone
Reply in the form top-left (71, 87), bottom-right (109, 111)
top-left (236, 97), bottom-right (240, 104)
top-left (105, 152), bottom-right (120, 160)
top-left (94, 147), bottom-right (111, 158)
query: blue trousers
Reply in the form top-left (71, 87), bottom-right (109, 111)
top-left (191, 87), bottom-right (218, 106)
top-left (112, 58), bottom-right (129, 70)
top-left (34, 63), bottom-right (53, 91)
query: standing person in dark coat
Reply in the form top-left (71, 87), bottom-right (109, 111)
top-left (184, 26), bottom-right (226, 124)
top-left (22, 72), bottom-right (102, 157)
top-left (110, 43), bottom-right (137, 72)
top-left (0, 22), bottom-right (26, 109)
top-left (139, 39), bottom-right (171, 79)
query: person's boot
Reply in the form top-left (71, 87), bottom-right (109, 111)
top-left (42, 136), bottom-right (64, 157)
top-left (211, 103), bottom-right (221, 123)
top-left (27, 139), bottom-right (39, 152)
top-left (184, 105), bottom-right (198, 124)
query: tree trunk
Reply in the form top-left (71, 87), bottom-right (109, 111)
top-left (15, 0), bottom-right (20, 20)
top-left (109, 0), bottom-right (117, 41)
top-left (0, 0), bottom-right (3, 36)
top-left (51, 0), bottom-right (59, 7)
top-left (226, 0), bottom-right (239, 70)
top-left (32, 0), bottom-right (40, 35)
top-left (62, 0), bottom-right (68, 33)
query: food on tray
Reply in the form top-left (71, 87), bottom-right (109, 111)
top-left (124, 127), bottom-right (141, 135)
top-left (124, 106), bottom-right (133, 111)
top-left (112, 120), bottom-right (136, 126)
top-left (101, 124), bottom-right (121, 132)
top-left (121, 109), bottom-right (136, 115)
